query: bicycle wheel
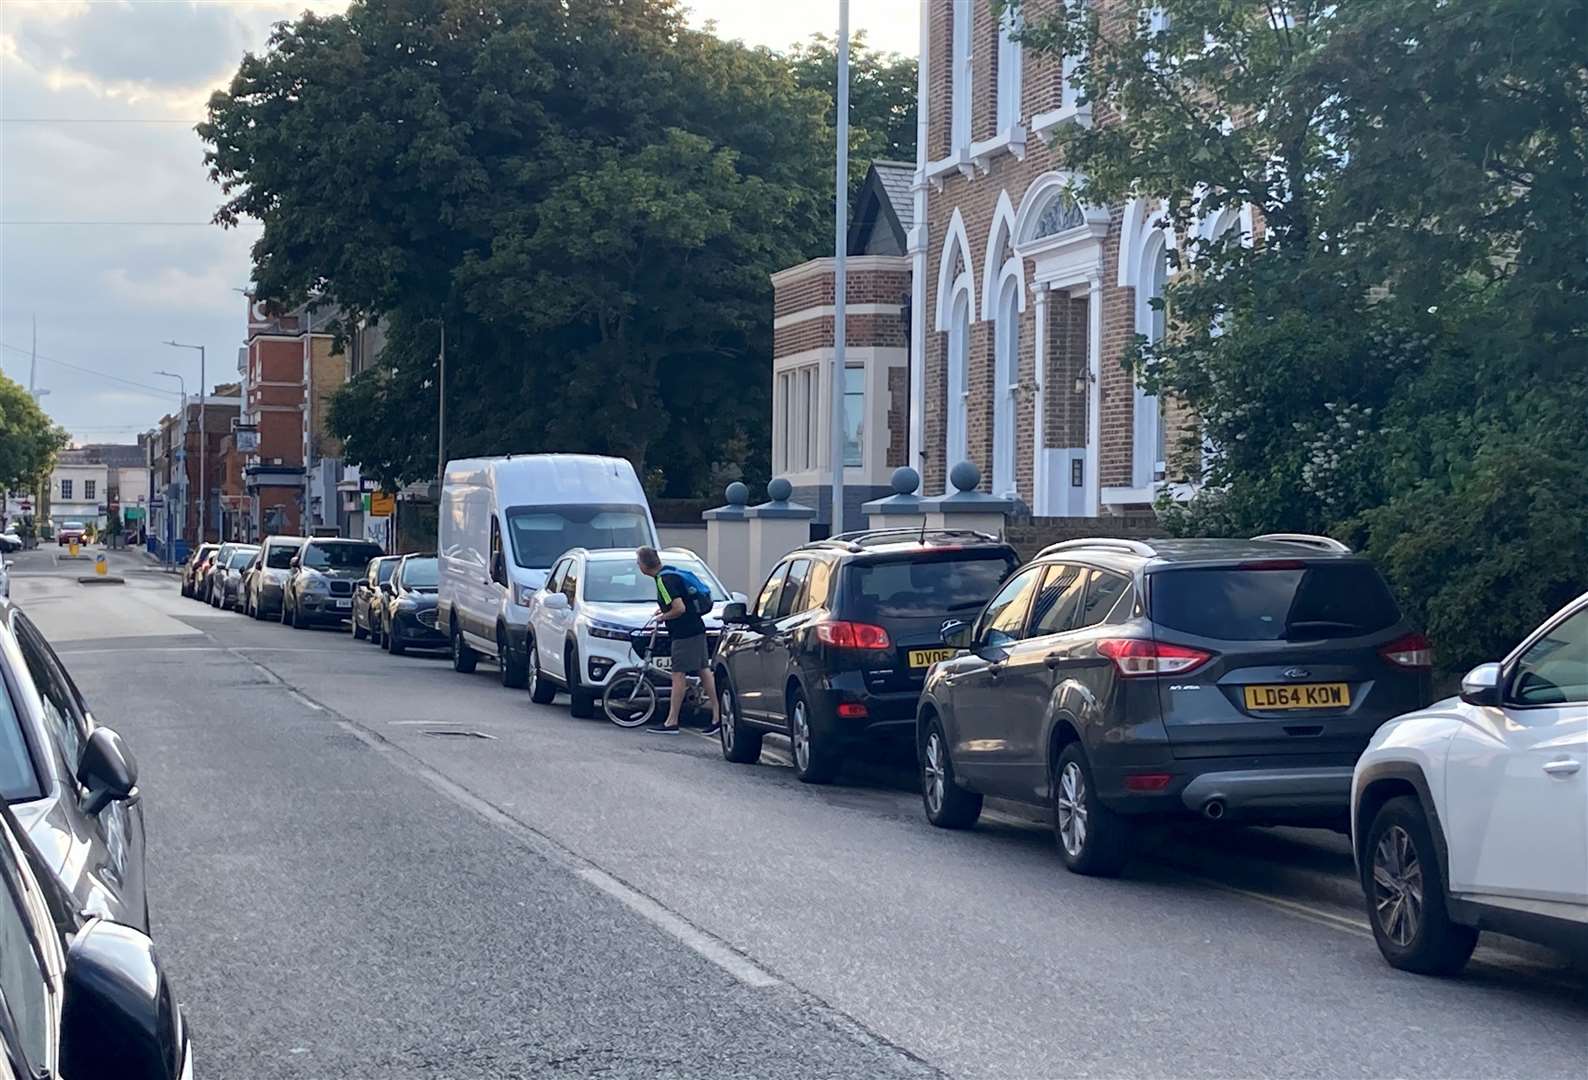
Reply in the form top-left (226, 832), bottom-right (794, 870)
top-left (602, 670), bottom-right (659, 728)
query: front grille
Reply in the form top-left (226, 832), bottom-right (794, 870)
top-left (416, 610), bottom-right (437, 628)
top-left (329, 580), bottom-right (353, 597)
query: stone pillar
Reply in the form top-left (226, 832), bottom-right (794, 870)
top-left (921, 461), bottom-right (1015, 538)
top-left (703, 482), bottom-right (752, 599)
top-left (860, 467), bottom-right (927, 533)
top-left (746, 478), bottom-right (816, 591)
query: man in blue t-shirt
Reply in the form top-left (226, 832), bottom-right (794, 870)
top-left (637, 545), bottom-right (721, 736)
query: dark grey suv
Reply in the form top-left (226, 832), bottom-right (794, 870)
top-left (916, 534), bottom-right (1432, 876)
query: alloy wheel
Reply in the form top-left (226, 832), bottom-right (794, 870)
top-left (923, 731), bottom-right (946, 816)
top-left (719, 686), bottom-right (735, 753)
top-left (526, 656), bottom-right (538, 699)
top-left (791, 700), bottom-right (811, 773)
top-left (1056, 761), bottom-right (1089, 858)
top-left (1373, 824), bottom-right (1424, 947)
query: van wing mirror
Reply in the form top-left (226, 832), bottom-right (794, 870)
top-left (491, 550), bottom-right (508, 585)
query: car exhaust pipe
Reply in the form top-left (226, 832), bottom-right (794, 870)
top-left (1202, 798), bottom-right (1226, 821)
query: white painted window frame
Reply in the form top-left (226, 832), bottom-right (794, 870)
top-left (946, 289), bottom-right (972, 477)
top-left (951, 0), bottom-right (972, 156)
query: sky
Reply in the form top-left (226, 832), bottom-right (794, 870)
top-left (0, 0), bottom-right (919, 446)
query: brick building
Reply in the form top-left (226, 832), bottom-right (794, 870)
top-left (909, 0), bottom-right (1240, 515)
top-left (770, 161), bottom-right (915, 524)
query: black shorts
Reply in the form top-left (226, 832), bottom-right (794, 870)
top-left (669, 632), bottom-right (709, 674)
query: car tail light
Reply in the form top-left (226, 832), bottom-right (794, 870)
top-left (836, 702), bottom-right (869, 718)
top-left (1379, 631), bottom-right (1433, 669)
top-left (1124, 772), bottom-right (1173, 792)
top-left (815, 620), bottom-right (892, 650)
top-left (1097, 639), bottom-right (1213, 677)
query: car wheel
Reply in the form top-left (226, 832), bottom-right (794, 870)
top-left (388, 618), bottom-right (407, 655)
top-left (498, 628), bottom-right (528, 689)
top-left (922, 722), bottom-right (982, 829)
top-left (565, 644), bottom-right (595, 718)
top-left (527, 638), bottom-right (557, 704)
top-left (450, 621), bottom-right (478, 673)
top-left (788, 688), bottom-right (839, 784)
top-left (352, 611), bottom-right (368, 640)
top-left (717, 676), bottom-right (762, 764)
top-left (280, 597), bottom-right (293, 626)
top-left (1365, 796), bottom-right (1477, 975)
top-left (371, 613), bottom-right (384, 647)
top-left (1052, 743), bottom-right (1131, 877)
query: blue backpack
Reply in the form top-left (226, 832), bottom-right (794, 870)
top-left (660, 565), bottom-right (714, 617)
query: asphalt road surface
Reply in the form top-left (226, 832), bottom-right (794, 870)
top-left (12, 548), bottom-right (1587, 1079)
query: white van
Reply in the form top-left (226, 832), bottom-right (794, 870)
top-left (437, 454), bottom-right (657, 687)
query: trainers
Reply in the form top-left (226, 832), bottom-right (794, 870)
top-left (646, 725), bottom-right (680, 736)
top-left (700, 721), bottom-right (722, 737)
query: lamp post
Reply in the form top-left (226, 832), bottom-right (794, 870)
top-left (830, 0), bottom-right (851, 536)
top-left (163, 341), bottom-right (207, 543)
top-left (152, 370), bottom-right (186, 569)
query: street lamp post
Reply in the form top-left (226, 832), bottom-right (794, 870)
top-left (163, 341), bottom-right (207, 543)
top-left (831, 0), bottom-right (851, 536)
top-left (152, 370), bottom-right (186, 570)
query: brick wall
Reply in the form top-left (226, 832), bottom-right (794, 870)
top-left (1004, 512), bottom-right (1165, 562)
top-left (772, 266), bottom-right (910, 321)
top-left (774, 314), bottom-right (908, 356)
top-left (886, 366), bottom-right (909, 469)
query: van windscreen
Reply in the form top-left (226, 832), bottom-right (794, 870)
top-left (506, 504), bottom-right (650, 569)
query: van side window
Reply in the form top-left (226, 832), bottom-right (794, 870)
top-left (778, 560), bottom-right (812, 618)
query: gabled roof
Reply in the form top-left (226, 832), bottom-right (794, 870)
top-left (847, 160), bottom-right (914, 257)
top-left (871, 160), bottom-right (915, 232)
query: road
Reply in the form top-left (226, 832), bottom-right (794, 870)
top-left (12, 548), bottom-right (1587, 1079)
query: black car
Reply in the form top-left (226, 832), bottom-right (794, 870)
top-left (281, 538), bottom-right (386, 628)
top-left (379, 553), bottom-right (444, 655)
top-left (917, 534), bottom-right (1432, 876)
top-left (0, 798), bottom-right (191, 1079)
top-left (352, 555), bottom-right (402, 643)
top-left (716, 530), bottom-right (1020, 783)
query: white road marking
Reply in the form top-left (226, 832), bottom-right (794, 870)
top-left (285, 689), bottom-right (325, 712)
top-left (56, 646), bottom-right (224, 655)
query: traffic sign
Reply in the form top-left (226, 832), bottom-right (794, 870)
top-left (369, 491), bottom-right (395, 517)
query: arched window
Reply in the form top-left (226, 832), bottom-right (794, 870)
top-left (993, 276), bottom-right (1020, 497)
top-left (1133, 233), bottom-right (1169, 487)
top-left (947, 290), bottom-right (970, 474)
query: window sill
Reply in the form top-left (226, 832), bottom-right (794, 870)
top-left (969, 126), bottom-right (1027, 173)
top-left (1031, 104), bottom-right (1094, 138)
top-left (925, 148), bottom-right (976, 190)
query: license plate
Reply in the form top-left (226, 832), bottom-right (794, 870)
top-left (1243, 683), bottom-right (1350, 710)
top-left (652, 656), bottom-right (671, 671)
top-left (335, 599), bottom-right (351, 609)
top-left (908, 648), bottom-right (957, 669)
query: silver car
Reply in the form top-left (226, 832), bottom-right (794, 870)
top-left (244, 534), bottom-right (306, 619)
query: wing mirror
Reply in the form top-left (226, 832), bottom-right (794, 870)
top-left (76, 727), bottom-right (138, 815)
top-left (61, 919), bottom-right (189, 1080)
top-left (491, 551), bottom-right (508, 586)
top-left (1459, 662), bottom-right (1503, 707)
top-left (542, 592), bottom-right (570, 611)
top-left (722, 601), bottom-right (751, 625)
top-left (939, 619), bottom-right (972, 650)
top-left (289, 555), bottom-right (301, 569)
top-left (379, 582), bottom-right (394, 596)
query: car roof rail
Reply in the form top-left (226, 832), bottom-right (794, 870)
top-left (1251, 532), bottom-right (1352, 554)
top-left (828, 527), bottom-right (1000, 547)
top-left (1036, 537), bottom-right (1158, 560)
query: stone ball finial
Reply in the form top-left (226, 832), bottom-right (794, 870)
top-left (890, 466), bottom-right (921, 496)
top-left (724, 481), bottom-right (749, 506)
top-left (949, 460), bottom-right (980, 493)
top-left (767, 477), bottom-right (793, 502)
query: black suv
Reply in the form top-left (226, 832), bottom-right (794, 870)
top-left (717, 530), bottom-right (1020, 783)
top-left (917, 534), bottom-right (1432, 876)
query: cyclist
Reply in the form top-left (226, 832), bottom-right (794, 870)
top-left (637, 545), bottom-right (721, 736)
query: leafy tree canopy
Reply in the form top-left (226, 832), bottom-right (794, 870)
top-left (202, 0), bottom-right (916, 497)
top-left (0, 374), bottom-right (68, 495)
top-left (1014, 0), bottom-right (1586, 674)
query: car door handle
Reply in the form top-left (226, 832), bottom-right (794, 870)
top-left (1044, 652), bottom-right (1062, 670)
top-left (1543, 757), bottom-right (1582, 777)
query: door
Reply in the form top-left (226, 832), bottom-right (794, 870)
top-left (534, 560), bottom-right (569, 675)
top-left (729, 563), bottom-right (790, 721)
top-left (1444, 602), bottom-right (1588, 905)
top-left (994, 563), bottom-right (1091, 797)
top-left (948, 565), bottom-right (1044, 790)
top-left (759, 558), bottom-right (813, 727)
top-left (548, 557), bottom-right (581, 681)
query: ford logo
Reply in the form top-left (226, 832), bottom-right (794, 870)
top-left (1283, 667), bottom-right (1312, 680)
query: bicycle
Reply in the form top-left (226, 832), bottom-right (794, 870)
top-left (601, 620), bottom-right (711, 728)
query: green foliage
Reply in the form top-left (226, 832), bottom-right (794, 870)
top-left (1018, 0), bottom-right (1587, 673)
top-left (203, 0), bottom-right (916, 499)
top-left (787, 33), bottom-right (919, 187)
top-left (0, 373), bottom-right (68, 495)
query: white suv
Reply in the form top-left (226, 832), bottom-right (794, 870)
top-left (524, 547), bottom-right (740, 717)
top-left (1352, 590), bottom-right (1588, 975)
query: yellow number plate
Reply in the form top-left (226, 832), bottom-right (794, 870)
top-left (908, 648), bottom-right (957, 669)
top-left (1243, 683), bottom-right (1351, 710)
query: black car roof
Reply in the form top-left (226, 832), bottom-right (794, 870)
top-left (802, 529), bottom-right (1016, 560)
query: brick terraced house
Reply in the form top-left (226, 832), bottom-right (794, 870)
top-left (907, 0), bottom-right (1244, 515)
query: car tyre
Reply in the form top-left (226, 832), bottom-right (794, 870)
top-left (280, 597), bottom-right (293, 626)
top-left (788, 687), bottom-right (839, 784)
top-left (1364, 796), bottom-right (1477, 976)
top-left (371, 612), bottom-right (384, 647)
top-left (450, 621), bottom-right (478, 673)
top-left (565, 644), bottom-right (595, 718)
top-left (388, 616), bottom-right (407, 656)
top-left (1053, 743), bottom-right (1130, 877)
top-left (498, 628), bottom-right (528, 689)
top-left (921, 721), bottom-right (982, 829)
top-left (352, 611), bottom-right (368, 640)
top-left (527, 638), bottom-right (557, 704)
top-left (717, 675), bottom-right (762, 764)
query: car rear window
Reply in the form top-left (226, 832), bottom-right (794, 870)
top-left (1150, 564), bottom-right (1401, 641)
top-left (841, 553), bottom-right (1014, 620)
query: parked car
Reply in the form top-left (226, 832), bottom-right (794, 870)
top-left (0, 528), bottom-right (22, 553)
top-left (201, 541), bottom-right (243, 603)
top-left (525, 547), bottom-right (739, 716)
top-left (378, 553), bottom-right (445, 655)
top-left (0, 798), bottom-right (193, 1079)
top-left (438, 454), bottom-right (658, 687)
top-left (0, 557), bottom-right (9, 599)
top-left (211, 543), bottom-right (260, 610)
top-left (281, 537), bottom-right (386, 628)
top-left (55, 520), bottom-right (87, 547)
top-left (0, 598), bottom-right (148, 931)
top-left (1352, 590), bottom-right (1587, 975)
top-left (180, 542), bottom-right (219, 599)
top-left (243, 535), bottom-right (306, 619)
top-left (916, 534), bottom-right (1433, 876)
top-left (352, 555), bottom-right (403, 642)
top-left (716, 529), bottom-right (1021, 782)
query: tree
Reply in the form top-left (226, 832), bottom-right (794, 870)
top-left (1015, 0), bottom-right (1588, 673)
top-left (0, 374), bottom-right (67, 497)
top-left (787, 33), bottom-right (919, 181)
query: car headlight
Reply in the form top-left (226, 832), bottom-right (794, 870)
top-left (588, 620), bottom-right (634, 641)
top-left (513, 584), bottom-right (535, 607)
top-left (302, 575), bottom-right (330, 593)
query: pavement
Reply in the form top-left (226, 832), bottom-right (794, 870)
top-left (11, 547), bottom-right (1588, 1079)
